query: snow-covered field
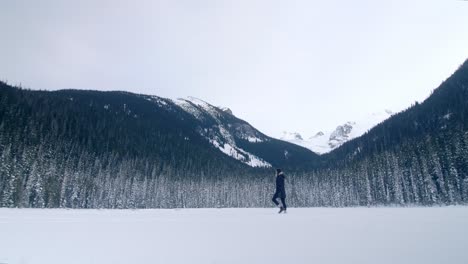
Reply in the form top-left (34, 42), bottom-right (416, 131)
top-left (1, 207), bottom-right (467, 264)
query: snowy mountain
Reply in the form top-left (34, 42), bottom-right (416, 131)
top-left (281, 110), bottom-right (394, 154)
top-left (172, 96), bottom-right (271, 167)
top-left (138, 95), bottom-right (318, 168)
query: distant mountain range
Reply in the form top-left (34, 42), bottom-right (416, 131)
top-left (280, 110), bottom-right (394, 154)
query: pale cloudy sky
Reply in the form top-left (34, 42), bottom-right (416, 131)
top-left (1, 0), bottom-right (467, 137)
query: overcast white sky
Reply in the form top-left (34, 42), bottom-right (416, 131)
top-left (1, 0), bottom-right (467, 137)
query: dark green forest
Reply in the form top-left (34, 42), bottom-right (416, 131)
top-left (1, 59), bottom-right (467, 208)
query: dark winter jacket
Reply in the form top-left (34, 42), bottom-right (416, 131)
top-left (275, 173), bottom-right (286, 197)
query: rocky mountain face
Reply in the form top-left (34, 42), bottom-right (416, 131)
top-left (280, 132), bottom-right (304, 141)
top-left (170, 96), bottom-right (271, 167)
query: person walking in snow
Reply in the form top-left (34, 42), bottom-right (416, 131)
top-left (272, 168), bottom-right (287, 213)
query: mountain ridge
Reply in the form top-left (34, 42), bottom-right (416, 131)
top-left (0, 84), bottom-right (319, 170)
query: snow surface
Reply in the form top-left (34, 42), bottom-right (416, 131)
top-left (1, 207), bottom-right (467, 264)
top-left (179, 96), bottom-right (222, 120)
top-left (173, 98), bottom-right (205, 120)
top-left (281, 110), bottom-right (394, 154)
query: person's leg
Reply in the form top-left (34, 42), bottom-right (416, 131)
top-left (280, 197), bottom-right (287, 210)
top-left (272, 193), bottom-right (280, 207)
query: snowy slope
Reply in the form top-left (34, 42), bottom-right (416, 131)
top-left (1, 207), bottom-right (467, 264)
top-left (173, 97), bottom-right (271, 167)
top-left (281, 110), bottom-right (393, 154)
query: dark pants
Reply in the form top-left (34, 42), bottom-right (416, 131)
top-left (272, 192), bottom-right (287, 209)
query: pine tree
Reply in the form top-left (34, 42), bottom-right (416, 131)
top-left (1, 173), bottom-right (16, 208)
top-left (420, 154), bottom-right (438, 204)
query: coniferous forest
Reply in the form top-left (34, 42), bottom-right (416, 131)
top-left (1, 59), bottom-right (467, 208)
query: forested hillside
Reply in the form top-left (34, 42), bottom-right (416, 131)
top-left (0, 83), bottom-right (316, 208)
top-left (311, 58), bottom-right (468, 206)
top-left (0, 59), bottom-right (467, 208)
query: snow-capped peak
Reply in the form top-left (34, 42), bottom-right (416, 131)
top-left (311, 131), bottom-right (324, 139)
top-left (281, 110), bottom-right (394, 155)
top-left (280, 131), bottom-right (303, 141)
top-left (220, 107), bottom-right (233, 115)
